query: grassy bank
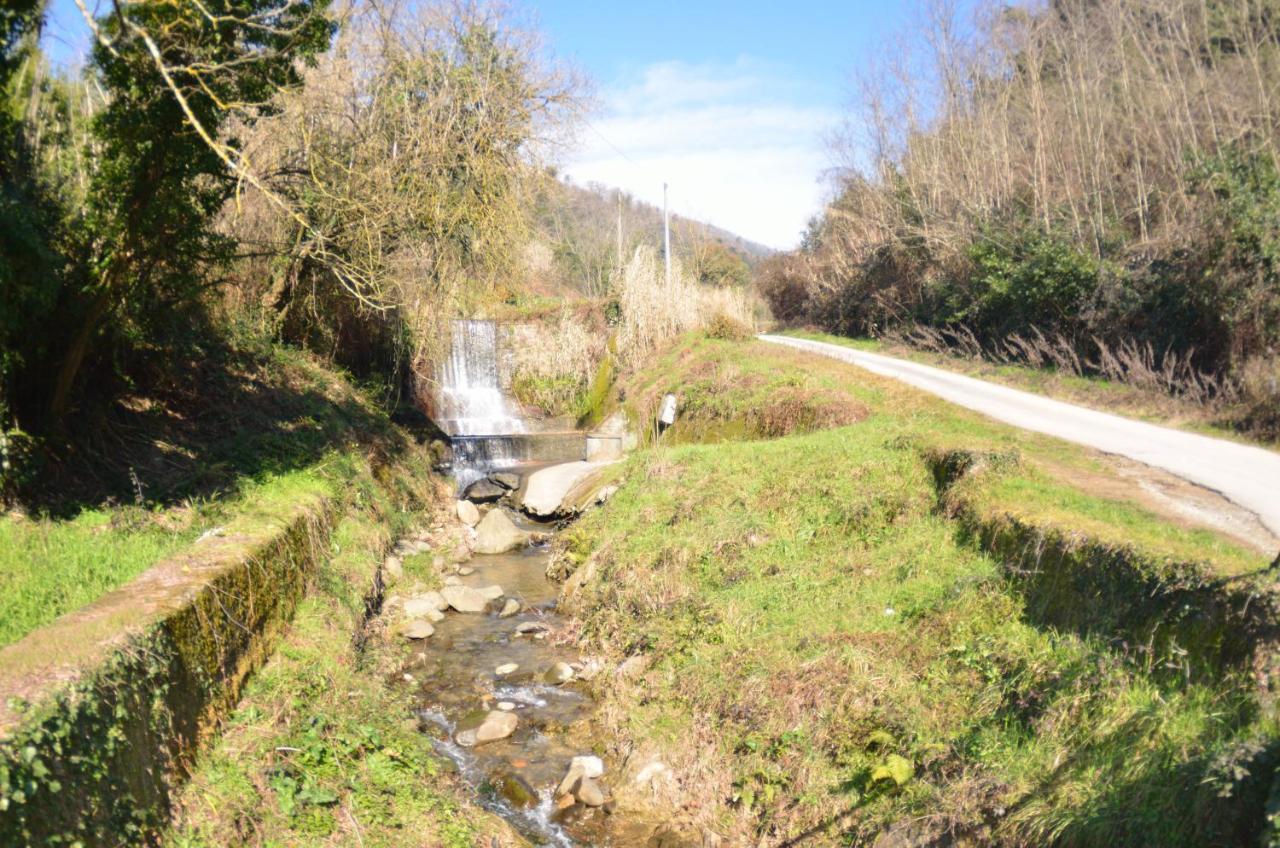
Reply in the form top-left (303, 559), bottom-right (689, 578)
top-left (0, 342), bottom-right (405, 648)
top-left (782, 329), bottom-right (1277, 448)
top-left (558, 335), bottom-right (1276, 846)
top-left (167, 460), bottom-right (509, 847)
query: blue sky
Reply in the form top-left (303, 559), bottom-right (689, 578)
top-left (40, 0), bottom-right (950, 249)
top-left (533, 1), bottom-right (939, 248)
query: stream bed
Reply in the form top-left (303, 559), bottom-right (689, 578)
top-left (398, 531), bottom-right (668, 847)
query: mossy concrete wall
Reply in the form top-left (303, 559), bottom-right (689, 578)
top-left (0, 493), bottom-right (334, 846)
top-left (925, 447), bottom-right (1280, 687)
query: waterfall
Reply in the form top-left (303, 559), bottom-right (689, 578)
top-left (436, 320), bottom-right (525, 437)
top-left (435, 320), bottom-right (526, 485)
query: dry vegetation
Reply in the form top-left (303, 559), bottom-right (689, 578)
top-left (761, 0), bottom-right (1280, 438)
top-left (509, 245), bottom-right (762, 420)
top-left (220, 1), bottom-right (581, 395)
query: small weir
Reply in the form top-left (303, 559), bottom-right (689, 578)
top-left (433, 319), bottom-right (586, 486)
top-left (405, 319), bottom-right (669, 845)
top-left (433, 319), bottom-right (528, 487)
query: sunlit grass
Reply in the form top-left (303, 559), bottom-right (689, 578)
top-left (562, 335), bottom-right (1272, 845)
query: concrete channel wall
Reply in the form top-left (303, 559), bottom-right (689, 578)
top-left (0, 492), bottom-right (335, 846)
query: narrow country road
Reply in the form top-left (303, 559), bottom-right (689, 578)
top-left (760, 334), bottom-right (1280, 542)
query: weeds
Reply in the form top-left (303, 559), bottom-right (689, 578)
top-left (884, 324), bottom-right (1235, 405)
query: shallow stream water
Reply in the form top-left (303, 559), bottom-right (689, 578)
top-left (402, 533), bottom-right (666, 847)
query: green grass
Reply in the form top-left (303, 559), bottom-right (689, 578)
top-left (560, 336), bottom-right (1275, 846)
top-left (0, 461), bottom-right (363, 648)
top-left (616, 334), bottom-right (869, 444)
top-left (0, 339), bottom-right (407, 649)
top-left (0, 508), bottom-right (207, 647)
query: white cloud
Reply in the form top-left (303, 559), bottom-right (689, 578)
top-left (562, 58), bottom-right (839, 250)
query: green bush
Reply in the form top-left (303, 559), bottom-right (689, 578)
top-left (1189, 146), bottom-right (1280, 366)
top-left (704, 312), bottom-right (753, 341)
top-left (956, 226), bottom-right (1102, 339)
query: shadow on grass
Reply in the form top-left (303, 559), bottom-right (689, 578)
top-left (771, 705), bottom-right (1273, 847)
top-left (19, 338), bottom-right (426, 518)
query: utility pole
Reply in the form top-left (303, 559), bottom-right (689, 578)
top-left (663, 182), bottom-right (672, 288)
top-left (616, 190), bottom-right (624, 277)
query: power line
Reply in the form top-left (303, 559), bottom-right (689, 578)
top-left (581, 118), bottom-right (652, 178)
top-left (578, 117), bottom-right (674, 274)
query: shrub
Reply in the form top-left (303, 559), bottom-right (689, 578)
top-left (958, 226), bottom-right (1102, 340)
top-left (1189, 147), bottom-right (1280, 366)
top-left (704, 312), bottom-right (753, 341)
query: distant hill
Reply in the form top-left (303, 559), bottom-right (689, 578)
top-left (524, 172), bottom-right (773, 297)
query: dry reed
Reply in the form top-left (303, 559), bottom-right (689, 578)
top-left (616, 246), bottom-right (757, 363)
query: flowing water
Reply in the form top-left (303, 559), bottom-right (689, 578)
top-left (435, 319), bottom-right (529, 487)
top-left (436, 320), bottom-right (525, 438)
top-left (415, 319), bottom-right (678, 845)
top-left (403, 535), bottom-right (667, 846)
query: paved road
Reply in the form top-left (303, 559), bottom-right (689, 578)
top-left (760, 334), bottom-right (1280, 541)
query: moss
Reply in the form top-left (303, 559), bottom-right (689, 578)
top-left (579, 349), bottom-right (616, 428)
top-left (0, 497), bottom-right (335, 846)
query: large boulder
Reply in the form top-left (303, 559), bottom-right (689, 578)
top-left (441, 585), bottom-right (490, 613)
top-left (521, 461), bottom-right (615, 518)
top-left (456, 710), bottom-right (518, 747)
top-left (462, 478), bottom-right (506, 503)
top-left (402, 619), bottom-right (435, 640)
top-left (473, 508), bottom-right (530, 554)
top-left (456, 499), bottom-right (480, 526)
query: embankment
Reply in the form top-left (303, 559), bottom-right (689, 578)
top-left (0, 432), bottom-right (443, 845)
top-left (552, 335), bottom-right (1278, 847)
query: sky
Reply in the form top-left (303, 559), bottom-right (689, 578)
top-left (532, 1), bottom-right (935, 249)
top-left (39, 0), bottom-right (943, 250)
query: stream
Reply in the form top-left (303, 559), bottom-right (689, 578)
top-left (406, 319), bottom-right (679, 846)
top-left (397, 519), bottom-right (669, 847)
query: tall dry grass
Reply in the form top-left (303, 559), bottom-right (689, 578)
top-left (885, 323), bottom-right (1235, 404)
top-left (507, 246), bottom-right (760, 417)
top-left (508, 310), bottom-right (606, 415)
top-left (616, 246), bottom-right (757, 363)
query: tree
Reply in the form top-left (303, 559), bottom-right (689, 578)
top-left (1, 0), bottom-right (55, 412)
top-left (45, 0), bottom-right (334, 423)
top-left (695, 241), bottom-right (751, 288)
top-left (225, 1), bottom-right (579, 394)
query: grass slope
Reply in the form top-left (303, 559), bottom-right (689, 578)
top-left (0, 343), bottom-right (408, 648)
top-left (558, 336), bottom-right (1276, 846)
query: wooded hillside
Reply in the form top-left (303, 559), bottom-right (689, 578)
top-left (760, 0), bottom-right (1280, 437)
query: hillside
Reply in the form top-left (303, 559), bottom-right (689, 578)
top-left (758, 0), bottom-right (1280, 442)
top-left (526, 174), bottom-right (772, 298)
